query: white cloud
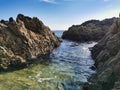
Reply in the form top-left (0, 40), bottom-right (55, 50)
top-left (40, 0), bottom-right (57, 4)
top-left (40, 0), bottom-right (75, 4)
top-left (103, 0), bottom-right (111, 2)
top-left (63, 0), bottom-right (74, 1)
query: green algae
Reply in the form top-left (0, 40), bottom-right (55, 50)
top-left (0, 62), bottom-right (73, 90)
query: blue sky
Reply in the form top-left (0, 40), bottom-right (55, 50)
top-left (0, 0), bottom-right (120, 30)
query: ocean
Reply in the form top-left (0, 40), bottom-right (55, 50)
top-left (0, 30), bottom-right (96, 90)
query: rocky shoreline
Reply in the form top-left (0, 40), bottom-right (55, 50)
top-left (90, 18), bottom-right (120, 90)
top-left (62, 17), bottom-right (120, 90)
top-left (62, 18), bottom-right (115, 42)
top-left (0, 13), bottom-right (119, 90)
top-left (0, 14), bottom-right (60, 71)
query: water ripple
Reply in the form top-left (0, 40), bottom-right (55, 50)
top-left (50, 39), bottom-right (97, 90)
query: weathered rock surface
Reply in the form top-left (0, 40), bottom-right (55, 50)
top-left (91, 18), bottom-right (120, 90)
top-left (0, 14), bottom-right (60, 70)
top-left (62, 18), bottom-right (116, 42)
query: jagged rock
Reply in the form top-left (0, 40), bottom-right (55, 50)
top-left (91, 18), bottom-right (120, 90)
top-left (0, 19), bottom-right (9, 25)
top-left (62, 18), bottom-right (116, 42)
top-left (9, 17), bottom-right (14, 22)
top-left (0, 14), bottom-right (60, 70)
top-left (16, 14), bottom-right (45, 34)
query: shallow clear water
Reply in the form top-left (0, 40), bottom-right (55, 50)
top-left (0, 30), bottom-right (96, 90)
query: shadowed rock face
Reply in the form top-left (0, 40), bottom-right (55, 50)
top-left (62, 18), bottom-right (116, 42)
top-left (91, 18), bottom-right (120, 90)
top-left (0, 14), bottom-right (60, 70)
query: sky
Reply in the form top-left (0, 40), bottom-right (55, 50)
top-left (0, 0), bottom-right (120, 30)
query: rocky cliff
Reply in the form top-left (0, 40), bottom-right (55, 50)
top-left (91, 18), bottom-right (120, 90)
top-left (0, 14), bottom-right (60, 70)
top-left (62, 18), bottom-right (116, 42)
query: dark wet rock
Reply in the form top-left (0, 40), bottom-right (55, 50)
top-left (62, 18), bottom-right (116, 42)
top-left (90, 65), bottom-right (96, 70)
top-left (0, 14), bottom-right (60, 70)
top-left (82, 82), bottom-right (89, 90)
top-left (91, 17), bottom-right (120, 90)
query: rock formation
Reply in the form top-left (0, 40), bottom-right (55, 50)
top-left (62, 18), bottom-right (116, 42)
top-left (0, 14), bottom-right (60, 70)
top-left (91, 18), bottom-right (120, 90)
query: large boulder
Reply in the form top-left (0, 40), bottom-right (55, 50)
top-left (0, 14), bottom-right (60, 70)
top-left (62, 18), bottom-right (116, 42)
top-left (91, 18), bottom-right (120, 90)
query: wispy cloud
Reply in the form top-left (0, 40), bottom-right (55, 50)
top-left (40, 0), bottom-right (75, 4)
top-left (40, 0), bottom-right (57, 4)
top-left (103, 0), bottom-right (111, 2)
top-left (63, 0), bottom-right (74, 1)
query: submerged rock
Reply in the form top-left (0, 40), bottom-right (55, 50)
top-left (91, 17), bottom-right (120, 90)
top-left (62, 18), bottom-right (116, 42)
top-left (0, 14), bottom-right (60, 70)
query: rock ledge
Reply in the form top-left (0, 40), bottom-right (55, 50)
top-left (62, 18), bottom-right (116, 42)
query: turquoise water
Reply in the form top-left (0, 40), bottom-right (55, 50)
top-left (0, 30), bottom-right (96, 90)
top-left (50, 30), bottom-right (96, 89)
